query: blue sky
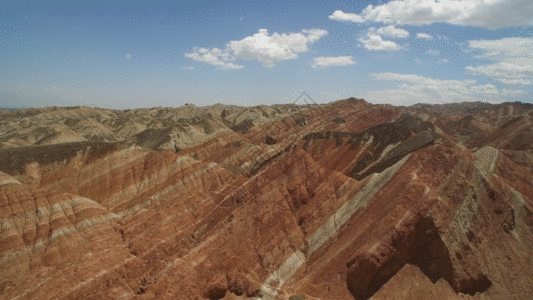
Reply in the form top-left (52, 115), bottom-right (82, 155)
top-left (1, 0), bottom-right (532, 109)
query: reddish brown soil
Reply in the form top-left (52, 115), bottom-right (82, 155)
top-left (1, 99), bottom-right (533, 300)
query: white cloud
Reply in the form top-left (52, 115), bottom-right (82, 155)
top-left (426, 50), bottom-right (440, 55)
top-left (360, 34), bottom-right (401, 51)
top-left (501, 89), bottom-right (526, 95)
top-left (376, 25), bottom-right (409, 38)
top-left (466, 64), bottom-right (533, 85)
top-left (417, 33), bottom-right (432, 39)
top-left (365, 72), bottom-right (509, 105)
top-left (329, 0), bottom-right (533, 29)
top-left (230, 29), bottom-right (327, 67)
top-left (311, 56), bottom-right (355, 68)
top-left (470, 84), bottom-right (499, 95)
top-left (185, 48), bottom-right (243, 70)
top-left (372, 73), bottom-right (472, 89)
top-left (441, 59), bottom-right (449, 63)
top-left (468, 37), bottom-right (533, 64)
top-left (126, 54), bottom-right (132, 58)
top-left (328, 10), bottom-right (364, 22)
top-left (465, 37), bottom-right (533, 86)
top-left (185, 29), bottom-right (327, 69)
top-left (179, 66), bottom-right (195, 70)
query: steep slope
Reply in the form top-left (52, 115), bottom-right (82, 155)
top-left (0, 99), bottom-right (532, 300)
top-left (282, 143), bottom-right (533, 300)
top-left (0, 172), bottom-right (136, 300)
top-left (410, 101), bottom-right (533, 147)
top-left (469, 114), bottom-right (533, 151)
top-left (302, 113), bottom-right (439, 180)
top-left (35, 129), bottom-right (86, 145)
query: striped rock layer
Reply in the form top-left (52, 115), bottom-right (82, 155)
top-left (1, 99), bottom-right (533, 300)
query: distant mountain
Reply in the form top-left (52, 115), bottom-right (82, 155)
top-left (0, 103), bottom-right (304, 150)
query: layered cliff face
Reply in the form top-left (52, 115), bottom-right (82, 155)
top-left (1, 99), bottom-right (533, 300)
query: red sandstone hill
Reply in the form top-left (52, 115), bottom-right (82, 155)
top-left (1, 99), bottom-right (533, 300)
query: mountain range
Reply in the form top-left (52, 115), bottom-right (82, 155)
top-left (0, 98), bottom-right (532, 300)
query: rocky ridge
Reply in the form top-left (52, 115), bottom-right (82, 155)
top-left (0, 98), bottom-right (532, 299)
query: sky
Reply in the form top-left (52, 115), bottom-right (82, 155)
top-left (0, 0), bottom-right (532, 109)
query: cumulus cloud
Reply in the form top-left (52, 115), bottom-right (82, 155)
top-left (417, 33), bottom-right (432, 39)
top-left (470, 84), bottom-right (499, 95)
top-left (52, 86), bottom-right (64, 93)
top-left (468, 37), bottom-right (533, 63)
top-left (230, 29), bottom-right (327, 67)
top-left (179, 66), bottom-right (195, 70)
top-left (185, 48), bottom-right (243, 70)
top-left (329, 10), bottom-right (364, 22)
top-left (329, 0), bottom-right (533, 29)
top-left (185, 29), bottom-right (327, 69)
top-left (360, 34), bottom-right (401, 51)
top-left (365, 72), bottom-right (509, 105)
top-left (372, 73), bottom-right (471, 90)
top-left (465, 37), bottom-right (533, 86)
top-left (501, 89), bottom-right (526, 95)
top-left (376, 25), bottom-right (409, 38)
top-left (311, 56), bottom-right (355, 68)
top-left (466, 64), bottom-right (533, 85)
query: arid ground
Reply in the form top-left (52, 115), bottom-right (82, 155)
top-left (1, 98), bottom-right (533, 299)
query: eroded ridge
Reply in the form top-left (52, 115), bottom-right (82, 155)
top-left (1, 100), bottom-right (533, 299)
top-left (346, 211), bottom-right (491, 299)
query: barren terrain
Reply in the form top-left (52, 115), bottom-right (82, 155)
top-left (1, 98), bottom-right (532, 300)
